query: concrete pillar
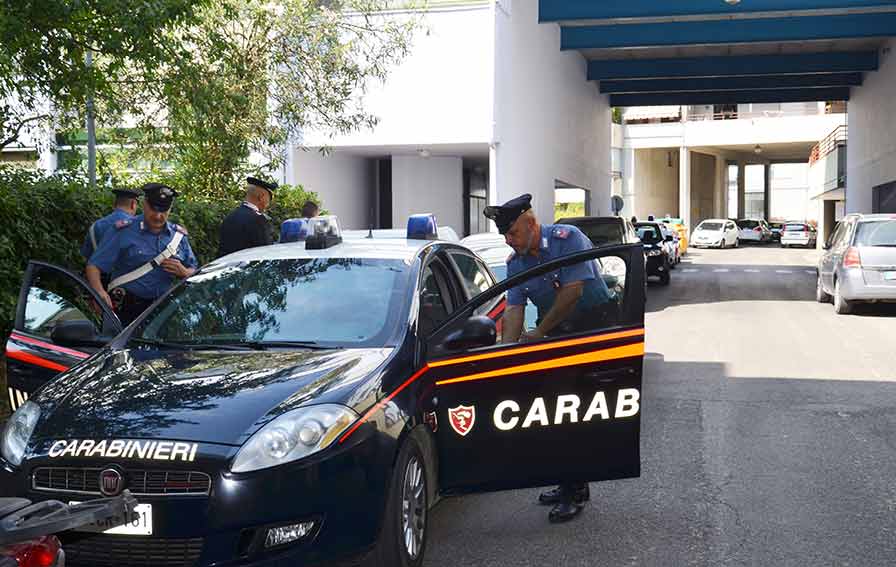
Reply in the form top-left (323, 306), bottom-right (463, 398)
top-left (737, 161), bottom-right (746, 219)
top-left (714, 156), bottom-right (726, 219)
top-left (679, 147), bottom-right (691, 228)
top-left (763, 163), bottom-right (771, 220)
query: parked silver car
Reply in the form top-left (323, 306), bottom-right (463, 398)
top-left (817, 214), bottom-right (896, 314)
top-left (780, 222), bottom-right (817, 248)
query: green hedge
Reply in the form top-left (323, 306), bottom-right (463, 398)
top-left (0, 167), bottom-right (319, 341)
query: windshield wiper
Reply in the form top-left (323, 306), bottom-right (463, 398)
top-left (128, 338), bottom-right (253, 351)
top-left (236, 340), bottom-right (326, 350)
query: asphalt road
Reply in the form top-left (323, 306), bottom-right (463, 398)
top-left (425, 244), bottom-right (896, 567)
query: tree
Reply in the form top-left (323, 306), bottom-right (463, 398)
top-left (0, 0), bottom-right (207, 150)
top-left (139, 0), bottom-right (421, 198)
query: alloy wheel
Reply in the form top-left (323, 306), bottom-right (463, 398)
top-left (401, 456), bottom-right (426, 560)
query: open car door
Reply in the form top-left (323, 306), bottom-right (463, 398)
top-left (425, 244), bottom-right (645, 494)
top-left (5, 262), bottom-right (121, 411)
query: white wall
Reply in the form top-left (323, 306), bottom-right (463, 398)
top-left (632, 148), bottom-right (680, 219)
top-left (301, 5), bottom-right (494, 149)
top-left (491, 0), bottom-right (611, 221)
top-left (392, 155), bottom-right (463, 232)
top-left (291, 151), bottom-right (375, 230)
top-left (847, 42), bottom-right (896, 213)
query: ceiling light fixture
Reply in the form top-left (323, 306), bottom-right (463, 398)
top-left (724, 0), bottom-right (741, 5)
top-left (754, 144), bottom-right (763, 155)
top-left (417, 149), bottom-right (431, 158)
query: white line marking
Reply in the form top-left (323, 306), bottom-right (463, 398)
top-left (775, 270), bottom-right (793, 274)
top-left (805, 270), bottom-right (816, 274)
top-left (713, 269), bottom-right (730, 273)
top-left (683, 268), bottom-right (699, 273)
top-left (744, 269), bottom-right (761, 273)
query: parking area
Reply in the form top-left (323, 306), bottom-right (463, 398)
top-left (425, 245), bottom-right (896, 567)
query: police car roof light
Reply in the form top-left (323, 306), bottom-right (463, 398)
top-left (304, 215), bottom-right (343, 249)
top-left (407, 214), bottom-right (438, 240)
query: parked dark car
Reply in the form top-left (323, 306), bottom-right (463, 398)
top-left (768, 221), bottom-right (784, 242)
top-left (633, 222), bottom-right (672, 285)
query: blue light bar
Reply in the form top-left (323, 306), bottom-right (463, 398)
top-left (407, 214), bottom-right (439, 240)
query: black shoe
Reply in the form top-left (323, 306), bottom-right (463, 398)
top-left (548, 501), bottom-right (584, 523)
top-left (538, 484), bottom-right (590, 505)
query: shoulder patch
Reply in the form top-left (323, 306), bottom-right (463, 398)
top-left (553, 227), bottom-right (570, 239)
top-left (175, 224), bottom-right (189, 235)
top-left (115, 220), bottom-right (132, 229)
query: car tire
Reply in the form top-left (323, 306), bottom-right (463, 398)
top-left (833, 279), bottom-right (853, 315)
top-left (816, 274), bottom-right (832, 304)
top-left (368, 430), bottom-right (429, 567)
top-left (659, 267), bottom-right (671, 286)
top-left (734, 239), bottom-right (739, 248)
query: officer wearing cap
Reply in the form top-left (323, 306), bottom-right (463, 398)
top-left (86, 183), bottom-right (198, 325)
top-left (484, 193), bottom-right (612, 524)
top-left (218, 177), bottom-right (277, 256)
top-left (80, 187), bottom-right (142, 260)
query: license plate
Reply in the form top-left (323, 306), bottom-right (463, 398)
top-left (70, 502), bottom-right (153, 535)
top-left (884, 272), bottom-right (896, 281)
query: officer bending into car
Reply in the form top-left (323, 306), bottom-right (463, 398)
top-left (484, 193), bottom-right (612, 523)
top-left (86, 183), bottom-right (198, 325)
top-left (218, 177), bottom-right (277, 256)
top-left (80, 187), bottom-right (142, 261)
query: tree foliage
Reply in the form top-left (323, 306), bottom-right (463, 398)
top-left (0, 0), bottom-right (206, 149)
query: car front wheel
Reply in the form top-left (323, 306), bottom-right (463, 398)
top-left (368, 430), bottom-right (429, 567)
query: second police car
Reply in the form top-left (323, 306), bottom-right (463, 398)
top-left (1, 215), bottom-right (646, 566)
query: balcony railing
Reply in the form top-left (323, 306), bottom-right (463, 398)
top-left (809, 125), bottom-right (847, 166)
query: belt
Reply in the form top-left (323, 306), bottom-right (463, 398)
top-left (108, 231), bottom-right (185, 292)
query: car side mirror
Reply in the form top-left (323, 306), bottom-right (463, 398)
top-left (443, 316), bottom-right (497, 351)
top-left (665, 235), bottom-right (675, 243)
top-left (50, 320), bottom-right (100, 347)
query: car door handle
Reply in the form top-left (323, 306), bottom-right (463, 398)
top-left (583, 368), bottom-right (634, 383)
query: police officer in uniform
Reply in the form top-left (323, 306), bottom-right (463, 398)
top-left (484, 193), bottom-right (612, 524)
top-left (218, 177), bottom-right (277, 256)
top-left (80, 187), bottom-right (142, 260)
top-left (279, 200), bottom-right (320, 243)
top-left (86, 183), bottom-right (198, 325)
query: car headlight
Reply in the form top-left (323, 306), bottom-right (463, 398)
top-left (231, 404), bottom-right (358, 473)
top-left (646, 249), bottom-right (662, 257)
top-left (1, 401), bottom-right (40, 466)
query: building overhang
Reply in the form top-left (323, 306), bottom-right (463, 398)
top-left (539, 1), bottom-right (896, 106)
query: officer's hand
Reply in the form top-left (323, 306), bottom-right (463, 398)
top-left (161, 258), bottom-right (189, 278)
top-left (519, 330), bottom-right (544, 343)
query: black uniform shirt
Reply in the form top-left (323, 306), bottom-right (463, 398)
top-left (219, 202), bottom-right (272, 257)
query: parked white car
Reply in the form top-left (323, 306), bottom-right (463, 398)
top-left (691, 219), bottom-right (739, 248)
top-left (780, 222), bottom-right (818, 248)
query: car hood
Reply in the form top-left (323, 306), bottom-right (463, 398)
top-left (30, 347), bottom-right (392, 446)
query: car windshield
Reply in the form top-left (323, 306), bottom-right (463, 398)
top-left (568, 221), bottom-right (624, 247)
top-left (133, 258), bottom-right (411, 348)
top-left (698, 222), bottom-right (723, 231)
top-left (785, 224), bottom-right (808, 231)
top-left (854, 220), bottom-right (896, 247)
top-left (738, 220), bottom-right (760, 229)
top-left (635, 225), bottom-right (662, 244)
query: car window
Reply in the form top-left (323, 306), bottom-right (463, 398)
top-left (854, 219), bottom-right (896, 247)
top-left (698, 222), bottom-right (723, 231)
top-left (738, 220), bottom-right (759, 229)
top-left (449, 252), bottom-right (493, 298)
top-left (727, 222), bottom-right (736, 230)
top-left (784, 224), bottom-right (808, 231)
top-left (635, 225), bottom-right (661, 244)
top-left (23, 268), bottom-right (103, 339)
top-left (571, 222), bottom-right (624, 247)
top-left (418, 264), bottom-right (453, 337)
top-left (136, 258), bottom-right (411, 348)
top-left (491, 254), bottom-right (629, 345)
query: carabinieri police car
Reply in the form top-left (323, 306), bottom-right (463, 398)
top-left (1, 215), bottom-right (646, 566)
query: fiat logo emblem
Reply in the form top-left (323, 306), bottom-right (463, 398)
top-left (99, 468), bottom-right (124, 497)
